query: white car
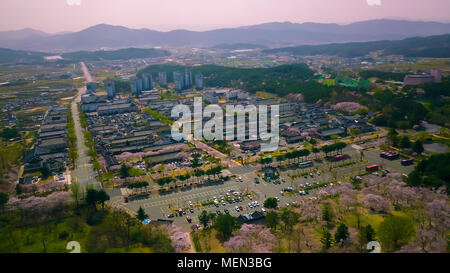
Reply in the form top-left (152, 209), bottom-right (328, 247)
top-left (248, 195), bottom-right (253, 200)
top-left (221, 201), bottom-right (226, 206)
top-left (280, 191), bottom-right (284, 196)
top-left (235, 206), bottom-right (240, 212)
top-left (261, 208), bottom-right (266, 213)
top-left (248, 203), bottom-right (253, 208)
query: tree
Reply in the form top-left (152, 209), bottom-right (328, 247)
top-left (263, 197), bottom-right (278, 209)
top-left (136, 206), bottom-right (148, 222)
top-left (322, 203), bottom-right (334, 225)
top-left (85, 188), bottom-right (110, 210)
top-left (320, 228), bottom-right (333, 252)
top-left (96, 190), bottom-right (110, 210)
top-left (214, 214), bottom-right (241, 240)
top-left (85, 188), bottom-right (99, 210)
top-left (400, 136), bottom-right (411, 149)
top-left (365, 224), bottom-right (376, 242)
top-left (0, 193), bottom-right (8, 212)
top-left (334, 223), bottom-right (349, 247)
top-left (198, 210), bottom-right (217, 228)
top-left (70, 181), bottom-right (81, 213)
top-left (265, 211), bottom-right (279, 231)
top-left (190, 153), bottom-right (201, 168)
top-left (41, 165), bottom-right (51, 179)
top-left (378, 216), bottom-right (415, 252)
top-left (412, 140), bottom-right (424, 155)
top-left (119, 163), bottom-right (130, 178)
top-left (387, 128), bottom-right (398, 141)
top-left (280, 209), bottom-right (299, 232)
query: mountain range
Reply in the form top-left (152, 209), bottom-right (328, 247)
top-left (1, 19), bottom-right (450, 52)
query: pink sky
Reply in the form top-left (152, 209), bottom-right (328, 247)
top-left (1, 0), bottom-right (449, 33)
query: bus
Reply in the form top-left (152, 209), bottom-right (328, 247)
top-left (366, 165), bottom-right (379, 172)
top-left (299, 161), bottom-right (313, 168)
top-left (380, 151), bottom-right (399, 160)
top-left (401, 158), bottom-right (414, 166)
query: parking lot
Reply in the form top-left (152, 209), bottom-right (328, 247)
top-left (118, 145), bottom-right (416, 231)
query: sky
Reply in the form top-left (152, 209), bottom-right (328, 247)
top-left (1, 0), bottom-right (450, 33)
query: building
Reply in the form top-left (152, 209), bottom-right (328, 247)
top-left (173, 72), bottom-right (184, 92)
top-left (97, 102), bottom-right (138, 116)
top-left (104, 79), bottom-right (116, 100)
top-left (137, 78), bottom-right (143, 93)
top-left (184, 71), bottom-right (192, 89)
top-left (195, 73), bottom-right (203, 90)
top-left (86, 82), bottom-right (97, 94)
top-left (142, 73), bottom-right (153, 91)
top-left (158, 72), bottom-right (167, 87)
top-left (403, 69), bottom-right (442, 86)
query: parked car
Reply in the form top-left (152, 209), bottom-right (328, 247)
top-left (186, 216), bottom-right (192, 223)
top-left (167, 214), bottom-right (174, 218)
top-left (216, 210), bottom-right (222, 215)
top-left (224, 209), bottom-right (230, 214)
top-left (189, 208), bottom-right (194, 213)
top-left (235, 206), bottom-right (240, 212)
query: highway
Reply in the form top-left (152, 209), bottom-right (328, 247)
top-left (70, 62), bottom-right (99, 190)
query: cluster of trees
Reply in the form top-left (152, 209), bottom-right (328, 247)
top-left (359, 70), bottom-right (406, 82)
top-left (274, 149), bottom-right (311, 164)
top-left (127, 181), bottom-right (149, 189)
top-left (416, 77), bottom-right (450, 127)
top-left (139, 63), bottom-right (342, 103)
top-left (407, 153), bottom-right (450, 193)
top-left (369, 89), bottom-right (428, 129)
top-left (0, 128), bottom-right (19, 140)
top-left (143, 108), bottom-right (173, 125)
top-left (263, 197), bottom-right (278, 209)
top-left (67, 105), bottom-right (77, 166)
top-left (85, 188), bottom-right (110, 211)
top-left (84, 131), bottom-right (101, 171)
top-left (387, 129), bottom-right (424, 153)
top-left (321, 142), bottom-right (347, 157)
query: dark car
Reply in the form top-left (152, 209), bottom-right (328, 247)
top-left (167, 214), bottom-right (174, 218)
top-left (254, 178), bottom-right (260, 184)
top-left (186, 216), bottom-right (192, 223)
top-left (216, 210), bottom-right (222, 215)
top-left (224, 209), bottom-right (230, 214)
top-left (189, 208), bottom-right (194, 213)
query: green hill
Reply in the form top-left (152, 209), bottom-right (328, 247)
top-left (264, 34), bottom-right (450, 58)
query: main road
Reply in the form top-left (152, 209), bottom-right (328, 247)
top-left (70, 62), bottom-right (99, 190)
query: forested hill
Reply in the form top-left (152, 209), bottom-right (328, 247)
top-left (61, 48), bottom-right (171, 61)
top-left (263, 34), bottom-right (450, 58)
top-left (0, 48), bottom-right (50, 64)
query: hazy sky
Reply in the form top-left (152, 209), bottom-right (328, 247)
top-left (1, 0), bottom-right (450, 33)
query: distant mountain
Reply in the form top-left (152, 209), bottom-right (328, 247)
top-left (263, 34), bottom-right (450, 58)
top-left (0, 28), bottom-right (50, 49)
top-left (0, 19), bottom-right (449, 51)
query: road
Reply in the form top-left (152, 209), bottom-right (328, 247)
top-left (70, 62), bottom-right (99, 190)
